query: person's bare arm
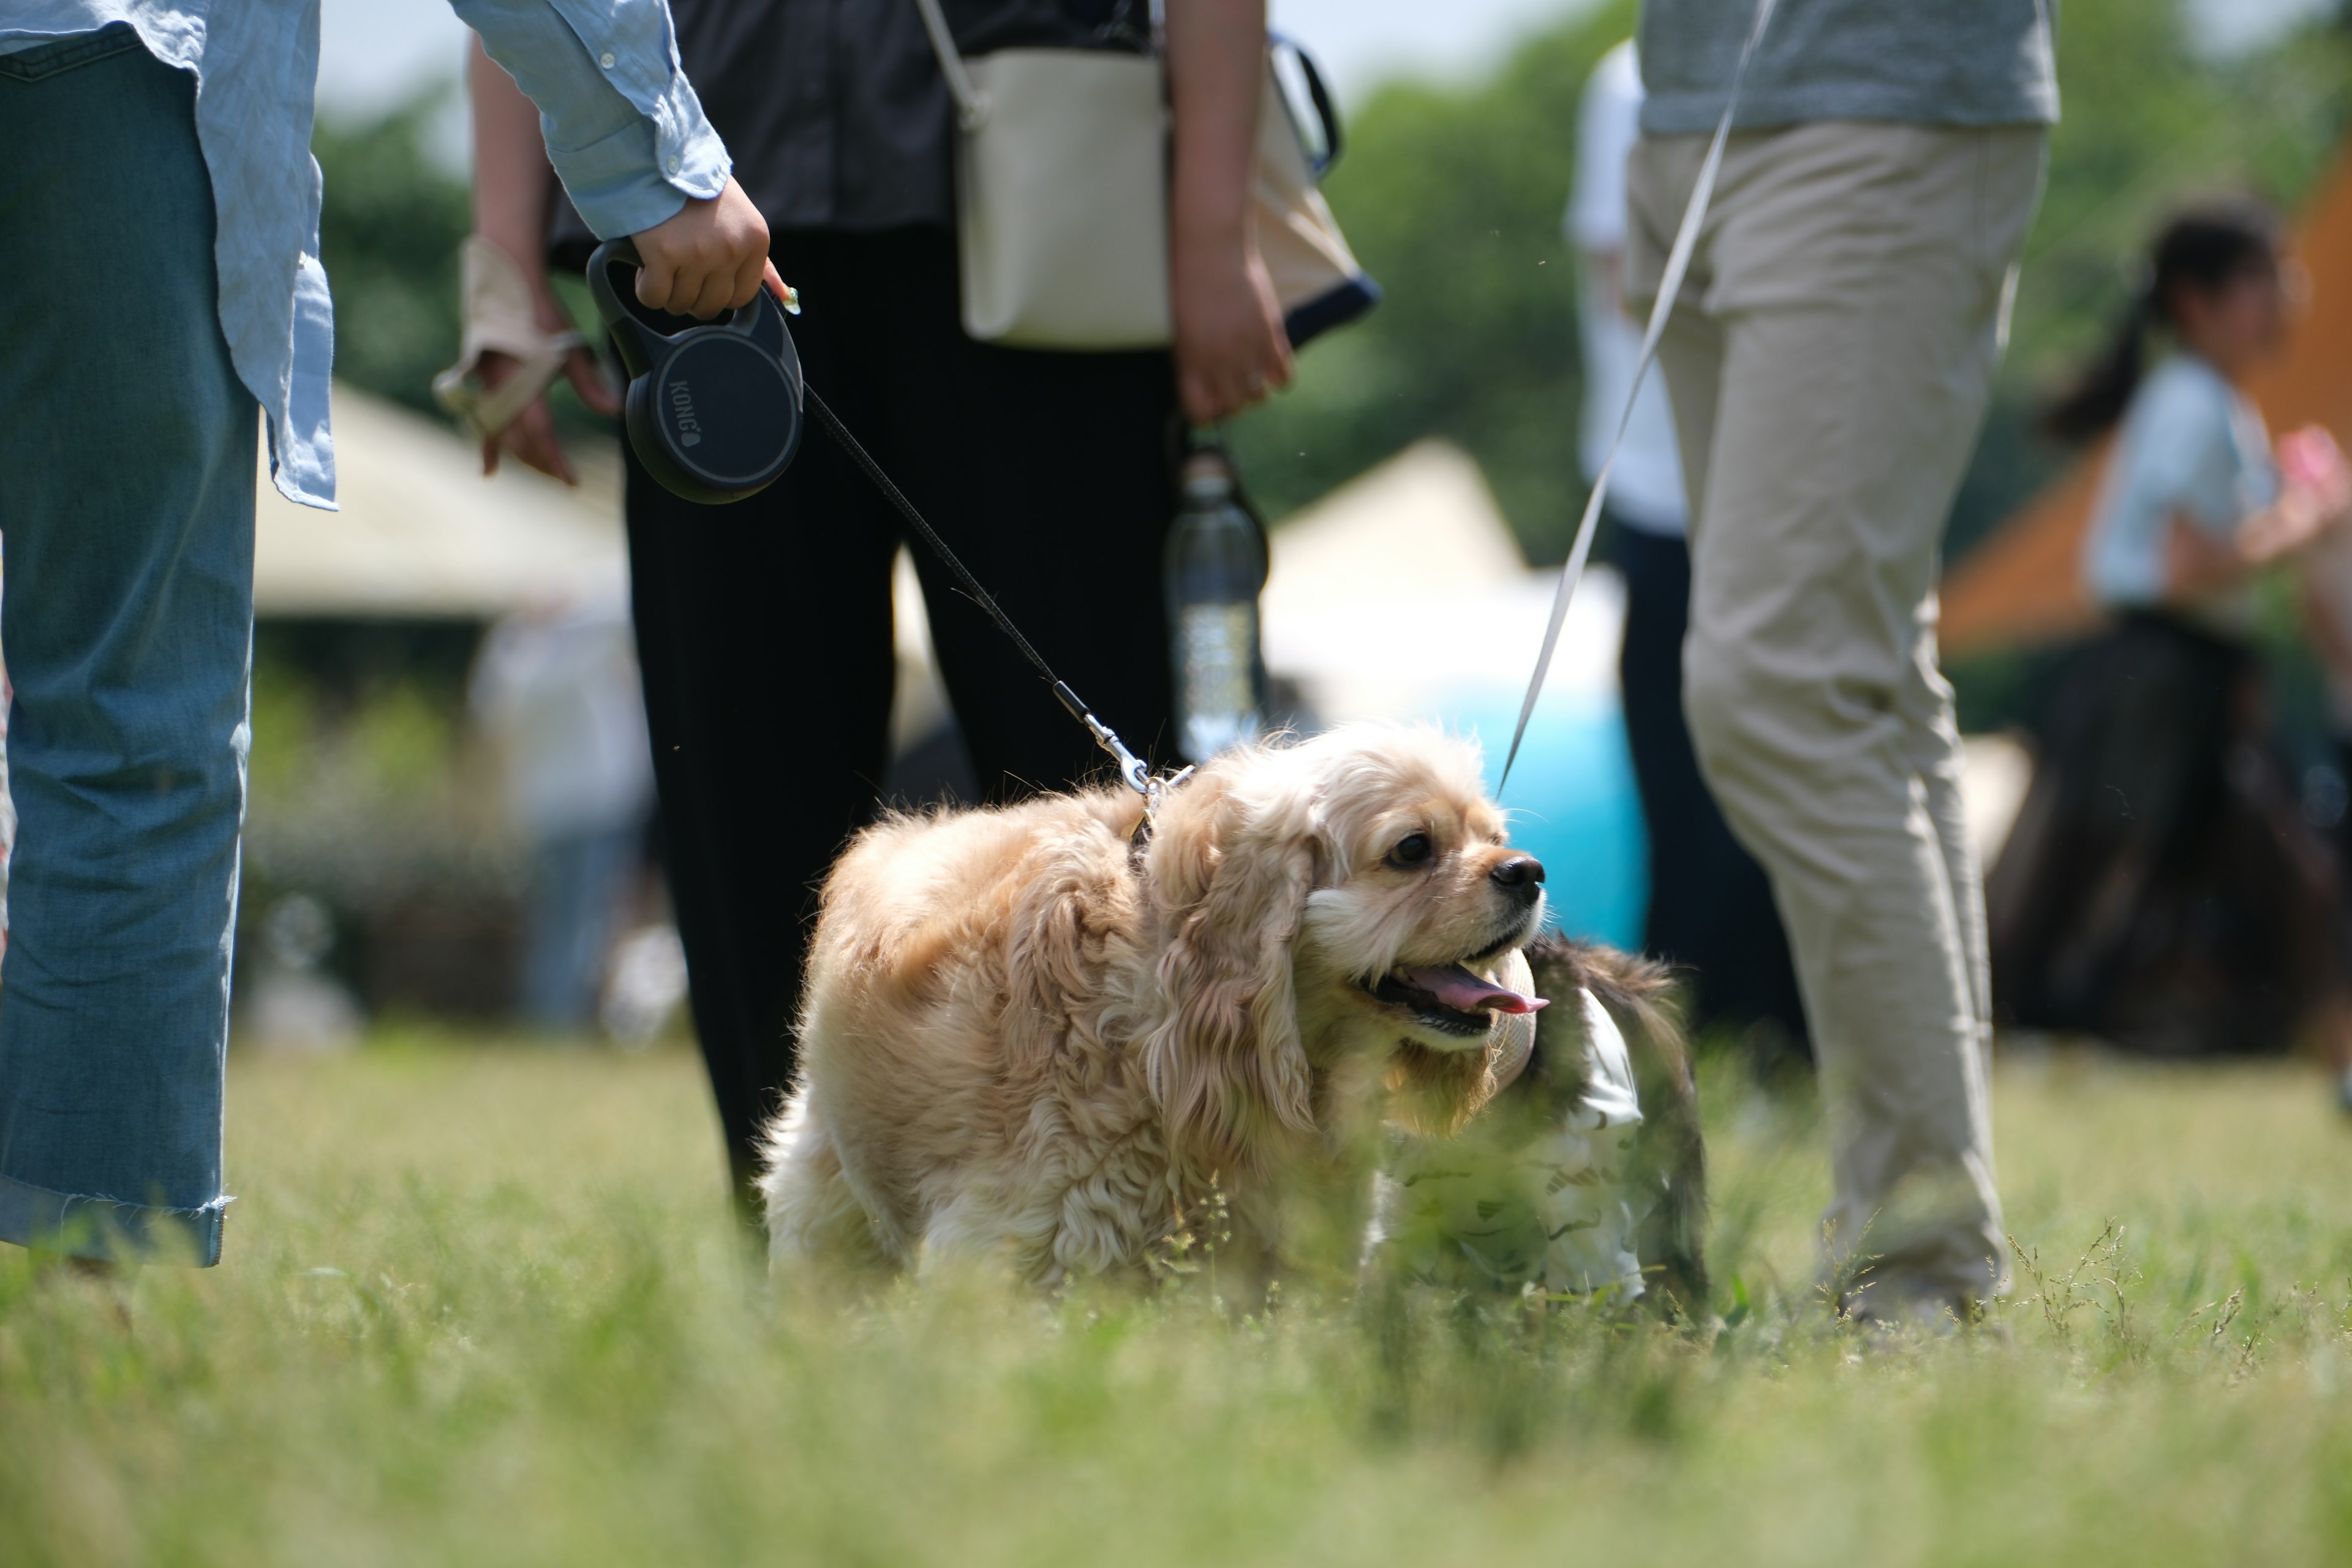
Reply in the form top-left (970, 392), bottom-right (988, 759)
top-left (469, 36), bottom-right (614, 481)
top-left (1165, 0), bottom-right (1291, 424)
top-left (472, 34), bottom-right (562, 296)
top-left (2163, 425), bottom-right (2352, 599)
top-left (469, 37), bottom-right (786, 480)
top-left (2162, 514), bottom-right (2256, 600)
top-left (2165, 483), bottom-right (2349, 601)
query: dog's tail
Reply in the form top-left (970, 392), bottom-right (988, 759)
top-left (1525, 933), bottom-right (1711, 1322)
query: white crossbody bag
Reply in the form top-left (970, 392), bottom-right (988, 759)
top-left (911, 0), bottom-right (1378, 352)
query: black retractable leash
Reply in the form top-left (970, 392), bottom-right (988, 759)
top-left (587, 238), bottom-right (805, 502)
top-left (587, 240), bottom-right (1186, 823)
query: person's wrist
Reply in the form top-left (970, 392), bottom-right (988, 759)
top-left (1172, 203), bottom-right (1250, 257)
top-left (1171, 239), bottom-right (1253, 311)
top-left (478, 229), bottom-right (546, 284)
top-left (528, 281), bottom-right (572, 339)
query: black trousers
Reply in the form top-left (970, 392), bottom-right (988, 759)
top-left (1987, 613), bottom-right (2344, 1055)
top-left (623, 229), bottom-right (1180, 1223)
top-left (1613, 521), bottom-right (1810, 1057)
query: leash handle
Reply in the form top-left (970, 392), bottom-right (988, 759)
top-left (804, 386), bottom-right (1167, 801)
top-left (1497, 0), bottom-right (1779, 793)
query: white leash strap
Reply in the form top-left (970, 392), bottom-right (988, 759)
top-left (1497, 0), bottom-right (1779, 792)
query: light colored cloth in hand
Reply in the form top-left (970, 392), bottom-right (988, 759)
top-left (1626, 119), bottom-right (2048, 1312)
top-left (433, 236), bottom-right (593, 443)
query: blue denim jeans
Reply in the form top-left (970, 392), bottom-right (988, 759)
top-left (0, 30), bottom-right (255, 1265)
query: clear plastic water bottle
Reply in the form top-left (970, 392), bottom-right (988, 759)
top-left (1165, 441), bottom-right (1268, 763)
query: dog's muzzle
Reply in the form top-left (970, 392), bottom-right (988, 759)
top-left (1489, 854), bottom-right (1545, 908)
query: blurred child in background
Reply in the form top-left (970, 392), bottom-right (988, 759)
top-left (2290, 426), bottom-right (2352, 1111)
top-left (470, 591), bottom-right (655, 1033)
top-left (1989, 200), bottom-right (2352, 1096)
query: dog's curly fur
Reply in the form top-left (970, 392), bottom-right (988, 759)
top-left (757, 726), bottom-right (1555, 1286)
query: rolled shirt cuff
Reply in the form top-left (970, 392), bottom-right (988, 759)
top-left (266, 249), bottom-right (339, 510)
top-left (550, 89), bottom-right (730, 241)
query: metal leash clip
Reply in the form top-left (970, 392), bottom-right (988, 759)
top-left (1054, 681), bottom-right (1194, 831)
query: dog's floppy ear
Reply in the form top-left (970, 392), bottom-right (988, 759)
top-left (1144, 767), bottom-right (1319, 1180)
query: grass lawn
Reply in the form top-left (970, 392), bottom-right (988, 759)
top-left (5, 1036), bottom-right (2350, 1566)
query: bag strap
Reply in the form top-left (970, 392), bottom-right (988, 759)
top-left (1268, 34), bottom-right (1341, 176)
top-left (913, 0), bottom-right (989, 131)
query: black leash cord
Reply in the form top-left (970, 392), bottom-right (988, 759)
top-left (802, 385), bottom-right (1133, 777)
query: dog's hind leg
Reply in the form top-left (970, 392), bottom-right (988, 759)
top-left (758, 1092), bottom-right (896, 1276)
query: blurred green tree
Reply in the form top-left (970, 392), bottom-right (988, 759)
top-left (313, 95), bottom-right (470, 417)
top-left (1231, 2), bottom-right (1634, 562)
top-left (1231, 0), bottom-right (2352, 571)
top-left (307, 4), bottom-right (2352, 574)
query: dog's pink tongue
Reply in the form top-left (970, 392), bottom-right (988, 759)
top-left (1400, 963), bottom-right (1548, 1015)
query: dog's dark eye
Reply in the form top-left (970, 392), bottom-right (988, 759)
top-left (1389, 832), bottom-right (1433, 869)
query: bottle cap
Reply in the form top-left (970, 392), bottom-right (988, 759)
top-left (1180, 450), bottom-right (1234, 503)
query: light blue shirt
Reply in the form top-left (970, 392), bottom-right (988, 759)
top-left (0, 2), bottom-right (731, 511)
top-left (2082, 355), bottom-right (2278, 625)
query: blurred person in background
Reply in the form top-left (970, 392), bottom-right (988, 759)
top-left (0, 1), bottom-right (772, 1272)
top-left (471, 592), bottom-right (655, 1033)
top-left (1627, 0), bottom-right (2056, 1325)
top-left (1991, 202), bottom-right (2352, 1098)
top-left (1, 543), bottom-right (11, 973)
top-left (2298, 516), bottom-right (2352, 1113)
top-left (1570, 39), bottom-right (1807, 1068)
top-left (459, 0), bottom-right (1291, 1229)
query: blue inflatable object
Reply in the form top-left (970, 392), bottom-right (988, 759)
top-left (1420, 688), bottom-right (1649, 951)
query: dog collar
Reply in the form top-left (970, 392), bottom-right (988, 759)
top-left (1123, 759), bottom-right (1199, 870)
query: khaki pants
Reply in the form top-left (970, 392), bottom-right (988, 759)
top-left (1625, 121), bottom-right (2047, 1313)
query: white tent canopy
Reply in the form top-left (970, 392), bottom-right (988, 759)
top-left (1259, 438), bottom-right (1622, 725)
top-left (254, 384), bottom-right (627, 619)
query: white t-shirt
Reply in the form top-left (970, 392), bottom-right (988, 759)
top-left (1568, 41), bottom-right (1689, 538)
top-left (470, 592), bottom-right (657, 843)
top-left (2081, 354), bottom-right (2277, 634)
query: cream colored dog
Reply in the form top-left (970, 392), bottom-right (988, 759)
top-left (757, 726), bottom-right (1551, 1286)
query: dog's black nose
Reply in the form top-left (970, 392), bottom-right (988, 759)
top-left (1490, 855), bottom-right (1545, 903)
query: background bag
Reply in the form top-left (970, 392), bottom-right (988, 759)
top-left (913, 0), bottom-right (1378, 350)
